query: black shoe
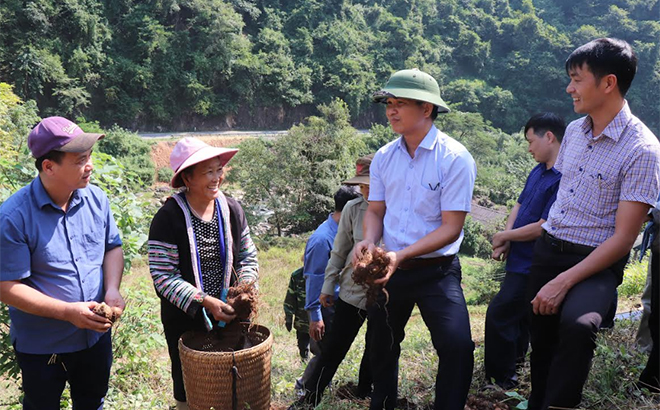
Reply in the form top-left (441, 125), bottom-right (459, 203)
top-left (636, 378), bottom-right (660, 394)
top-left (481, 378), bottom-right (519, 391)
top-left (354, 385), bottom-right (372, 399)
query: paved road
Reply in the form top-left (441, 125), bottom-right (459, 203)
top-left (139, 130), bottom-right (289, 139)
top-left (139, 129), bottom-right (370, 139)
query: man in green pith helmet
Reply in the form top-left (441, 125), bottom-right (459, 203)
top-left (353, 69), bottom-right (477, 410)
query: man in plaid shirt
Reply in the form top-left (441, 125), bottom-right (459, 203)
top-left (526, 38), bottom-right (660, 410)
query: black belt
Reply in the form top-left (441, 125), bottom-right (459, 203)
top-left (398, 255), bottom-right (455, 270)
top-left (542, 231), bottom-right (596, 256)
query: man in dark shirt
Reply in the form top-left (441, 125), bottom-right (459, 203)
top-left (485, 113), bottom-right (565, 389)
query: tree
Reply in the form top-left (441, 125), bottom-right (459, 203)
top-left (228, 99), bottom-right (365, 235)
top-left (0, 83), bottom-right (39, 202)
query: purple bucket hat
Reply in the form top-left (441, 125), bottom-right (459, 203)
top-left (28, 117), bottom-right (105, 158)
top-left (170, 137), bottom-right (239, 188)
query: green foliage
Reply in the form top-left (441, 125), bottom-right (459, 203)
top-left (229, 99), bottom-right (366, 234)
top-left (0, 305), bottom-right (19, 383)
top-left (95, 126), bottom-right (155, 186)
top-left (363, 123), bottom-right (397, 153)
top-left (619, 258), bottom-right (649, 298)
top-left (106, 274), bottom-right (169, 407)
top-left (1, 0), bottom-right (658, 135)
top-left (461, 215), bottom-right (494, 259)
top-left (581, 319), bottom-right (652, 408)
top-left (461, 256), bottom-right (503, 305)
top-left (156, 166), bottom-right (173, 183)
top-left (253, 234), bottom-right (308, 252)
top-left (0, 83), bottom-right (40, 202)
top-left (91, 152), bottom-right (156, 270)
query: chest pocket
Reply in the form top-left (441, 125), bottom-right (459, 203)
top-left (417, 182), bottom-right (442, 221)
top-left (417, 161), bottom-right (442, 221)
top-left (585, 168), bottom-right (619, 205)
top-left (81, 215), bottom-right (106, 262)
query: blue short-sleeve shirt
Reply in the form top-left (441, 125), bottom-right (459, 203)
top-left (506, 163), bottom-right (561, 274)
top-left (369, 125), bottom-right (476, 257)
top-left (0, 177), bottom-right (122, 354)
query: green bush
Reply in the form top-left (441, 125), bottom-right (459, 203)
top-left (95, 126), bottom-right (155, 187)
top-left (253, 234), bottom-right (308, 252)
top-left (91, 152), bottom-right (157, 270)
top-left (461, 257), bottom-right (503, 305)
top-left (363, 123), bottom-right (397, 153)
top-left (461, 216), bottom-right (493, 259)
top-left (619, 258), bottom-right (649, 298)
top-left (156, 167), bottom-right (173, 183)
top-left (229, 99), bottom-right (366, 235)
top-left (0, 83), bottom-right (39, 203)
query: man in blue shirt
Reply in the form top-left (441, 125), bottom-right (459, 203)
top-left (354, 69), bottom-right (477, 410)
top-left (0, 117), bottom-right (125, 410)
top-left (485, 113), bottom-right (565, 389)
top-left (295, 186), bottom-right (360, 392)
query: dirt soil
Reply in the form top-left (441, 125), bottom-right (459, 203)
top-left (150, 136), bottom-right (248, 171)
top-left (464, 391), bottom-right (513, 410)
top-left (269, 384), bottom-right (516, 410)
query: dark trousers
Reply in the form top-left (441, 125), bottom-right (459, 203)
top-left (300, 297), bottom-right (372, 405)
top-left (297, 305), bottom-right (335, 390)
top-left (162, 302), bottom-right (210, 402)
top-left (164, 322), bottom-right (188, 402)
top-left (15, 330), bottom-right (113, 410)
top-left (526, 238), bottom-right (627, 410)
top-left (639, 247), bottom-right (659, 389)
top-left (367, 256), bottom-right (474, 410)
top-left (485, 271), bottom-right (529, 387)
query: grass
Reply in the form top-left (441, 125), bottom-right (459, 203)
top-left (0, 243), bottom-right (657, 409)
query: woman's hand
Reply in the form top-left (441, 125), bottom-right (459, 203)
top-left (202, 295), bottom-right (237, 322)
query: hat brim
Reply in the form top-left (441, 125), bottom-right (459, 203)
top-left (343, 175), bottom-right (370, 185)
top-left (58, 133), bottom-right (105, 154)
top-left (372, 89), bottom-right (450, 113)
top-left (171, 146), bottom-right (239, 188)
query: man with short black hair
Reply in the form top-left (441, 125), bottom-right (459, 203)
top-left (526, 38), bottom-right (660, 410)
top-left (0, 117), bottom-right (125, 410)
top-left (355, 69), bottom-right (477, 410)
top-left (485, 112), bottom-right (564, 389)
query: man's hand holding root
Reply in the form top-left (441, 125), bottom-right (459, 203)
top-left (373, 250), bottom-right (400, 286)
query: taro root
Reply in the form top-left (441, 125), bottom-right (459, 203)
top-left (92, 302), bottom-right (122, 323)
top-left (226, 281), bottom-right (259, 321)
top-left (352, 247), bottom-right (391, 307)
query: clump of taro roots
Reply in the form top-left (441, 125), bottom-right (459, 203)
top-left (352, 247), bottom-right (391, 307)
top-left (226, 281), bottom-right (259, 321)
top-left (92, 302), bottom-right (122, 323)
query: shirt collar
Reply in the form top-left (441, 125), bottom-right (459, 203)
top-left (396, 124), bottom-right (440, 153)
top-left (579, 101), bottom-right (632, 142)
top-left (32, 176), bottom-right (86, 211)
top-left (326, 213), bottom-right (339, 230)
top-left (540, 163), bottom-right (560, 175)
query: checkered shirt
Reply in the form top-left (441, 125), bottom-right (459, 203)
top-left (543, 102), bottom-right (660, 247)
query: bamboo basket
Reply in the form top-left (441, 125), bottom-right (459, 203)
top-left (178, 324), bottom-right (273, 410)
